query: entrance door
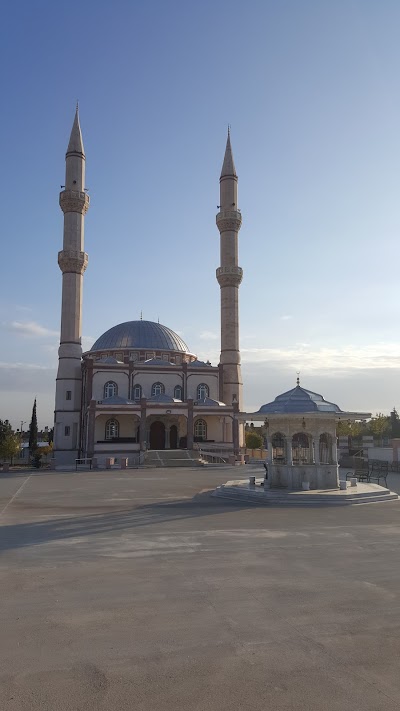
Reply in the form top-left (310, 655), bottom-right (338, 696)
top-left (150, 421), bottom-right (165, 449)
top-left (170, 425), bottom-right (178, 449)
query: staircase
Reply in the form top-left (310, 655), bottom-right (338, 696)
top-left (143, 449), bottom-right (202, 468)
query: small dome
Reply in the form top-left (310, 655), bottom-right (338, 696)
top-left (90, 320), bottom-right (191, 354)
top-left (258, 385), bottom-right (342, 414)
top-left (196, 397), bottom-right (227, 407)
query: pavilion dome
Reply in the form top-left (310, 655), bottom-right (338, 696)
top-left (257, 385), bottom-right (342, 414)
top-left (90, 320), bottom-right (191, 353)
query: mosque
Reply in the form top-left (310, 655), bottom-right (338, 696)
top-left (53, 109), bottom-right (244, 466)
top-left (53, 108), bottom-right (372, 487)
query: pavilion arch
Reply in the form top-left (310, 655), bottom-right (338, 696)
top-left (291, 432), bottom-right (312, 464)
top-left (319, 432), bottom-right (333, 464)
top-left (271, 432), bottom-right (286, 463)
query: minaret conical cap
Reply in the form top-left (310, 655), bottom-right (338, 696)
top-left (220, 127), bottom-right (237, 178)
top-left (66, 105), bottom-right (85, 156)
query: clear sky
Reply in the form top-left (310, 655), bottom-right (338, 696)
top-left (1, 0), bottom-right (400, 429)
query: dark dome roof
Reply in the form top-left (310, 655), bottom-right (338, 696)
top-left (90, 320), bottom-right (191, 353)
top-left (258, 385), bottom-right (342, 414)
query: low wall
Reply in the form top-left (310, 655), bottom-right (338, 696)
top-left (94, 442), bottom-right (140, 453)
top-left (367, 447), bottom-right (393, 463)
top-left (244, 448), bottom-right (267, 460)
top-left (94, 452), bottom-right (142, 468)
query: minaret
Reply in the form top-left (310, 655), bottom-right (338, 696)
top-left (216, 129), bottom-right (243, 409)
top-left (53, 107), bottom-right (90, 466)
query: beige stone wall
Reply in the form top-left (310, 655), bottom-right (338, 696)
top-left (92, 371), bottom-right (130, 400)
top-left (186, 374), bottom-right (219, 400)
top-left (91, 366), bottom-right (220, 402)
top-left (94, 413), bottom-right (140, 442)
top-left (132, 372), bottom-right (184, 399)
top-left (193, 415), bottom-right (224, 442)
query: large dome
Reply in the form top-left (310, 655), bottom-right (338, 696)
top-left (90, 320), bottom-right (191, 353)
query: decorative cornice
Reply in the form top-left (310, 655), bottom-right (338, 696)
top-left (59, 189), bottom-right (90, 215)
top-left (58, 250), bottom-right (88, 274)
top-left (216, 265), bottom-right (243, 287)
top-left (216, 209), bottom-right (242, 233)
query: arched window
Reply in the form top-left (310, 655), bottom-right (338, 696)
top-left (197, 383), bottom-right (209, 400)
top-left (292, 432), bottom-right (311, 464)
top-left (104, 381), bottom-right (117, 398)
top-left (174, 385), bottom-right (183, 400)
top-left (151, 382), bottom-right (165, 397)
top-left (194, 419), bottom-right (207, 441)
top-left (105, 418), bottom-right (119, 440)
top-left (133, 383), bottom-right (142, 400)
top-left (319, 433), bottom-right (332, 464)
top-left (271, 432), bottom-right (286, 463)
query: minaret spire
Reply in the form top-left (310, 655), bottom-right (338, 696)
top-left (220, 126), bottom-right (237, 178)
top-left (216, 129), bottom-right (243, 424)
top-left (53, 107), bottom-right (90, 466)
top-left (67, 104), bottom-right (85, 157)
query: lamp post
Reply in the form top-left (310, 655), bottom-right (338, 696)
top-left (16, 421), bottom-right (26, 462)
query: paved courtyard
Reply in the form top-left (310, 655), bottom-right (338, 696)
top-left (1, 466), bottom-right (400, 710)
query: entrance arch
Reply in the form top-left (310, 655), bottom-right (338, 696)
top-left (170, 424), bottom-right (178, 449)
top-left (150, 421), bottom-right (165, 449)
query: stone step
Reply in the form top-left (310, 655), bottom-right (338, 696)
top-left (213, 485), bottom-right (399, 506)
top-left (144, 449), bottom-right (202, 468)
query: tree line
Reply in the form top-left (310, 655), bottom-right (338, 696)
top-left (0, 399), bottom-right (53, 466)
top-left (337, 409), bottom-right (400, 446)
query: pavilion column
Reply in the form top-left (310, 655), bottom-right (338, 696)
top-left (187, 399), bottom-right (194, 449)
top-left (314, 434), bottom-right (320, 465)
top-left (288, 434), bottom-right (293, 465)
top-left (86, 399), bottom-right (96, 458)
top-left (332, 434), bottom-right (338, 465)
top-left (232, 401), bottom-right (240, 456)
top-left (140, 397), bottom-right (147, 451)
top-left (265, 434), bottom-right (272, 464)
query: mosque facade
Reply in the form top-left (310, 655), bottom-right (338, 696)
top-left (53, 110), bottom-right (244, 466)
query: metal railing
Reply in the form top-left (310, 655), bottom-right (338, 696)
top-left (198, 447), bottom-right (232, 464)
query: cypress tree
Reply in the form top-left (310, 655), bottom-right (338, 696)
top-left (28, 398), bottom-right (38, 455)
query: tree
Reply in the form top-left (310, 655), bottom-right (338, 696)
top-left (369, 413), bottom-right (391, 446)
top-left (28, 399), bottom-right (38, 456)
top-left (337, 420), bottom-right (363, 438)
top-left (336, 420), bottom-right (363, 452)
top-left (37, 444), bottom-right (53, 458)
top-left (0, 419), bottom-right (12, 447)
top-left (245, 431), bottom-right (263, 449)
top-left (0, 432), bottom-right (21, 464)
top-left (390, 408), bottom-right (400, 438)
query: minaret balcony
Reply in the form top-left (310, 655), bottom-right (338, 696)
top-left (59, 189), bottom-right (90, 215)
top-left (216, 265), bottom-right (243, 287)
top-left (58, 250), bottom-right (88, 275)
top-left (216, 209), bottom-right (242, 233)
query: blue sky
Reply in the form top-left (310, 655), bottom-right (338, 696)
top-left (1, 0), bottom-right (400, 428)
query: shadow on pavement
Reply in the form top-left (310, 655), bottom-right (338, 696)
top-left (0, 491), bottom-right (258, 552)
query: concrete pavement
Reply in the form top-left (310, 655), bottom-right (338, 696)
top-left (1, 466), bottom-right (400, 710)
